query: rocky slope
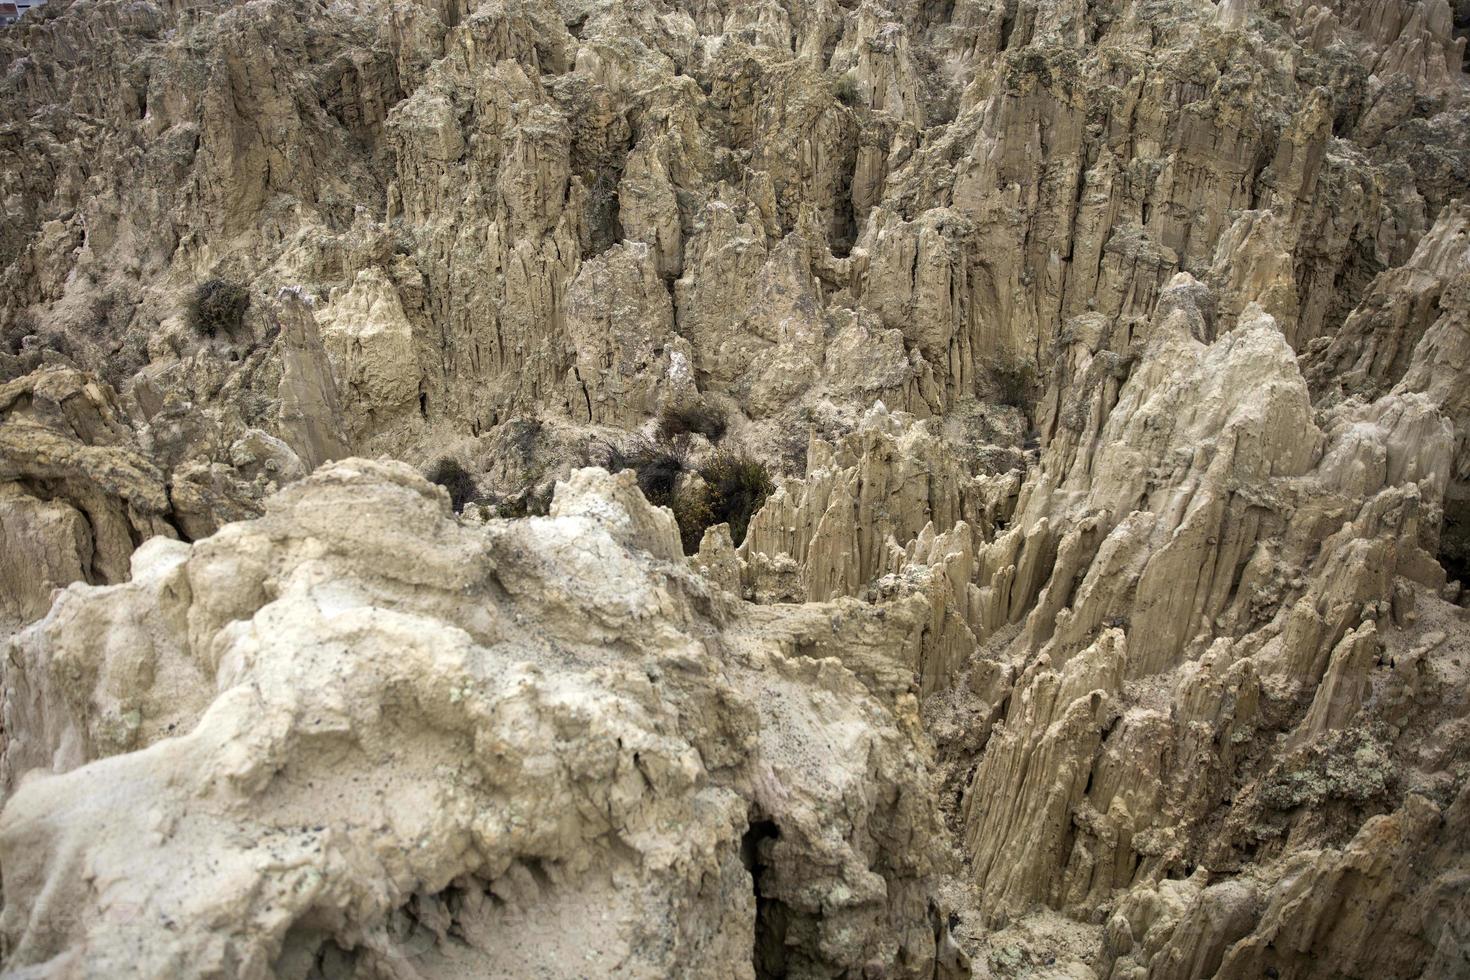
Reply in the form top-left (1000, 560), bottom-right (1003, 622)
top-left (1, 460), bottom-right (968, 978)
top-left (1, 0), bottom-right (1468, 977)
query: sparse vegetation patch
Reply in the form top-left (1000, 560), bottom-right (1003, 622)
top-left (696, 451), bottom-right (773, 550)
top-left (658, 400), bottom-right (728, 442)
top-left (188, 279), bottom-right (250, 338)
top-left (607, 439), bottom-right (773, 555)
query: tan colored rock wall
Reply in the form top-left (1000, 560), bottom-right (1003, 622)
top-left (0, 462), bottom-right (963, 978)
top-left (0, 0), bottom-right (1468, 976)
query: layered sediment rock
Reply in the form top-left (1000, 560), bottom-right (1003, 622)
top-left (0, 365), bottom-right (261, 633)
top-left (1, 0), bottom-right (1468, 976)
top-left (1, 461), bottom-right (963, 979)
top-left (739, 268), bottom-right (1466, 974)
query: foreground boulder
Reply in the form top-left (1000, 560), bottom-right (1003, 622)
top-left (0, 460), bottom-right (962, 979)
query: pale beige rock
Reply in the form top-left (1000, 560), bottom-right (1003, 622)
top-left (741, 404), bottom-right (990, 603)
top-left (0, 367), bottom-right (178, 632)
top-left (0, 485), bottom-right (90, 629)
top-left (1, 0), bottom-right (1469, 976)
top-left (274, 289), bottom-right (351, 471)
top-left (562, 242), bottom-right (688, 427)
top-left (0, 461), bottom-right (959, 978)
top-left (314, 268), bottom-right (421, 445)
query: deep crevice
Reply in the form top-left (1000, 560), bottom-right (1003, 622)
top-left (742, 818), bottom-right (788, 980)
top-left (1439, 494), bottom-right (1470, 588)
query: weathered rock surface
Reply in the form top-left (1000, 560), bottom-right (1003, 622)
top-left (0, 365), bottom-right (262, 635)
top-left (1, 461), bottom-right (962, 978)
top-left (1, 0), bottom-right (1468, 976)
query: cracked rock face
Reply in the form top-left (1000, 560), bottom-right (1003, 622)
top-left (1, 461), bottom-right (957, 978)
top-left (1, 0), bottom-right (1469, 977)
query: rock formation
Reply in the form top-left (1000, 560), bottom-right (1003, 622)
top-left (2, 461), bottom-right (965, 977)
top-left (0, 0), bottom-right (1467, 976)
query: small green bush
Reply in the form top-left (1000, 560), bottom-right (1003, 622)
top-left (672, 484), bottom-right (715, 555)
top-left (658, 400), bottom-right (728, 442)
top-left (608, 439), bottom-right (688, 509)
top-left (833, 74), bottom-right (861, 107)
top-left (427, 458), bottom-right (478, 510)
top-left (188, 279), bottom-right (249, 338)
top-left (84, 292), bottom-right (119, 340)
top-left (696, 451), bottom-right (773, 550)
top-left (609, 440), bottom-right (773, 555)
top-left (2, 310), bottom-right (38, 355)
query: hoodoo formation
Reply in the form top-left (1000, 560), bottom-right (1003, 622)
top-left (1, 0), bottom-right (1468, 977)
